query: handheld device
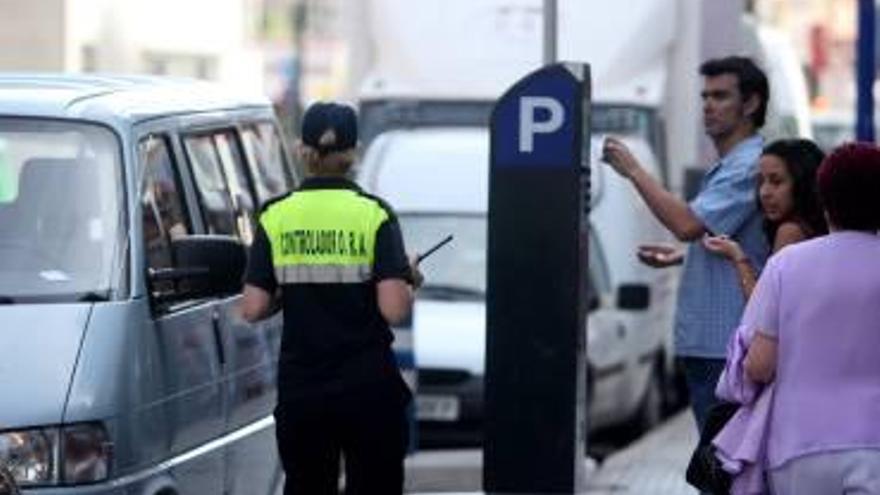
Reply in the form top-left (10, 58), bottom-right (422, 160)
top-left (416, 234), bottom-right (453, 264)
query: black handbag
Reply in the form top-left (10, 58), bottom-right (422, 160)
top-left (685, 401), bottom-right (739, 494)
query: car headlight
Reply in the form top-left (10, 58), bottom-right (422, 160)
top-left (0, 463), bottom-right (22, 495)
top-left (0, 427), bottom-right (58, 486)
top-left (62, 423), bottom-right (111, 484)
top-left (0, 423), bottom-right (111, 487)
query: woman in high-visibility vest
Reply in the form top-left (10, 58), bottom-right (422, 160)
top-left (240, 102), bottom-right (422, 495)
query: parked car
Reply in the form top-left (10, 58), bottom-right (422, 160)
top-left (0, 74), bottom-right (296, 494)
top-left (355, 126), bottom-right (679, 446)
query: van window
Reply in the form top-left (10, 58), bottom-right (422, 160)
top-left (0, 118), bottom-right (124, 302)
top-left (214, 131), bottom-right (256, 244)
top-left (139, 136), bottom-right (190, 278)
top-left (241, 123), bottom-right (293, 204)
top-left (184, 134), bottom-right (239, 237)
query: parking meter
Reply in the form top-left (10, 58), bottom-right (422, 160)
top-left (484, 63), bottom-right (591, 493)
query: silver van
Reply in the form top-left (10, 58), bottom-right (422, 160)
top-left (0, 74), bottom-right (296, 494)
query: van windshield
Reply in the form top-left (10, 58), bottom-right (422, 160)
top-left (0, 118), bottom-right (124, 303)
top-left (398, 213), bottom-right (485, 300)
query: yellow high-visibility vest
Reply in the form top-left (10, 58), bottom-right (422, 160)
top-left (260, 189), bottom-right (390, 284)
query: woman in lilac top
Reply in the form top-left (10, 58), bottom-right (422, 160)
top-left (745, 142), bottom-right (880, 494)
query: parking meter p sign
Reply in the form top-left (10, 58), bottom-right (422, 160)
top-left (484, 63), bottom-right (590, 494)
top-left (519, 96), bottom-right (564, 152)
top-left (492, 65), bottom-right (583, 168)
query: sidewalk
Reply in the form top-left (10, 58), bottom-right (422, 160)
top-left (587, 411), bottom-right (698, 494)
top-left (406, 411), bottom-right (699, 494)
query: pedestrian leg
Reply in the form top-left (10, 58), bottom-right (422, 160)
top-left (769, 451), bottom-right (849, 495)
top-left (275, 401), bottom-right (341, 495)
top-left (842, 448), bottom-right (880, 494)
top-left (678, 357), bottom-right (726, 431)
top-left (339, 378), bottom-right (410, 495)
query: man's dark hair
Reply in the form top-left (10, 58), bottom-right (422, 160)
top-left (700, 56), bottom-right (770, 129)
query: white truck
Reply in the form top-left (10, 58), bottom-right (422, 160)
top-left (351, 0), bottom-right (811, 445)
top-left (357, 126), bottom-right (676, 445)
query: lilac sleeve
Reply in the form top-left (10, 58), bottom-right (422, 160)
top-left (749, 256), bottom-right (782, 339)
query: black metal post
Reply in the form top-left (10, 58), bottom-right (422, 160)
top-left (857, 0), bottom-right (876, 142)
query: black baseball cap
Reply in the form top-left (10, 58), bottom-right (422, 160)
top-left (301, 102), bottom-right (358, 154)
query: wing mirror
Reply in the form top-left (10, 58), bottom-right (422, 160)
top-left (149, 235), bottom-right (246, 302)
top-left (616, 283), bottom-right (650, 311)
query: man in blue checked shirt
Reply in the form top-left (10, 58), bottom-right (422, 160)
top-left (602, 56), bottom-right (770, 431)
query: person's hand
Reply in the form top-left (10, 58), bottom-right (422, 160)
top-left (601, 136), bottom-right (641, 179)
top-left (636, 243), bottom-right (683, 268)
top-left (702, 234), bottom-right (745, 262)
top-left (408, 255), bottom-right (424, 290)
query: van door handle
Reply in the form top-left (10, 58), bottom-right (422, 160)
top-left (616, 323), bottom-right (626, 339)
top-left (211, 310), bottom-right (226, 367)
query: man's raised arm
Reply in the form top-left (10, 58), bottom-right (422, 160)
top-left (602, 137), bottom-right (706, 242)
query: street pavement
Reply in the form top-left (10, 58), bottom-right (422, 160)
top-left (405, 411), bottom-right (699, 494)
top-left (587, 411), bottom-right (698, 494)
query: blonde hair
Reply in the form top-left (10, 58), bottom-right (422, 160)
top-left (296, 137), bottom-right (356, 177)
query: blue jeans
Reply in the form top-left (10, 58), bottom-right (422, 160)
top-left (678, 357), bottom-right (726, 432)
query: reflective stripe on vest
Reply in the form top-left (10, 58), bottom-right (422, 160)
top-left (260, 189), bottom-right (389, 284)
top-left (274, 263), bottom-right (372, 284)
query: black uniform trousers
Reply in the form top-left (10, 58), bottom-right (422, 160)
top-left (274, 375), bottom-right (411, 495)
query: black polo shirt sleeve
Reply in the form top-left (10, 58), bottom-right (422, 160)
top-left (244, 223), bottom-right (278, 293)
top-left (374, 217), bottom-right (413, 284)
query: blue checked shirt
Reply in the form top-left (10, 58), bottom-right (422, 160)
top-left (675, 135), bottom-right (768, 358)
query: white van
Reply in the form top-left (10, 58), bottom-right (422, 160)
top-left (356, 125), bottom-right (679, 445)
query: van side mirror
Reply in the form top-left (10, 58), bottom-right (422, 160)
top-left (149, 235), bottom-right (246, 302)
top-left (173, 235), bottom-right (246, 296)
top-left (616, 283), bottom-right (650, 311)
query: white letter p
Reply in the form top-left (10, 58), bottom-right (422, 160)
top-left (519, 96), bottom-right (564, 153)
